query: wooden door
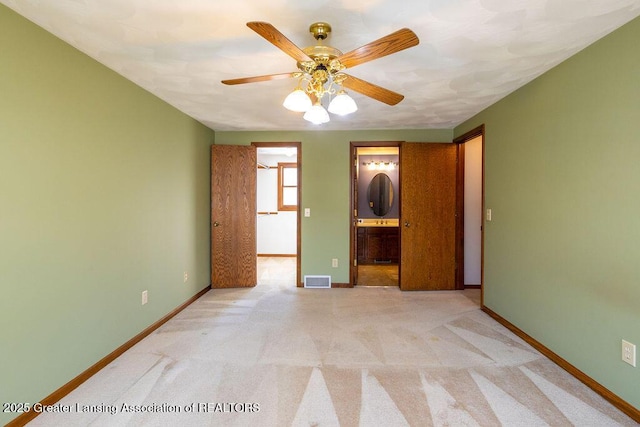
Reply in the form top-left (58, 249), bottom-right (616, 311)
top-left (351, 147), bottom-right (359, 285)
top-left (400, 143), bottom-right (457, 291)
top-left (211, 145), bottom-right (256, 288)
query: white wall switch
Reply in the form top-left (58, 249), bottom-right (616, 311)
top-left (332, 258), bottom-right (338, 268)
top-left (141, 290), bottom-right (148, 305)
top-left (304, 208), bottom-right (311, 217)
top-left (622, 340), bottom-right (636, 367)
top-left (184, 271), bottom-right (188, 283)
top-left (486, 208), bottom-right (492, 221)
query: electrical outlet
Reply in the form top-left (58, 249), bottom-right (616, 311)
top-left (184, 271), bottom-right (188, 283)
top-left (622, 340), bottom-right (636, 367)
top-left (141, 290), bottom-right (148, 306)
top-left (332, 258), bottom-right (338, 268)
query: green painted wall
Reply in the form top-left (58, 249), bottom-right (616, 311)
top-left (455, 17), bottom-right (640, 408)
top-left (215, 130), bottom-right (452, 283)
top-left (0, 5), bottom-right (214, 424)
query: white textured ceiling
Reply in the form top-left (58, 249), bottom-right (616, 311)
top-left (3, 0), bottom-right (640, 131)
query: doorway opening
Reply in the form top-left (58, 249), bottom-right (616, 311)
top-left (454, 125), bottom-right (485, 302)
top-left (349, 134), bottom-right (483, 292)
top-left (350, 143), bottom-right (401, 287)
top-left (254, 142), bottom-right (301, 288)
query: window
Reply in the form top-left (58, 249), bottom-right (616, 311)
top-left (278, 162), bottom-right (297, 211)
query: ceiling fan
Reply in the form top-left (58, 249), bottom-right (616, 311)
top-left (221, 22), bottom-right (420, 124)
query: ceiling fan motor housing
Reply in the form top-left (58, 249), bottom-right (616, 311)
top-left (299, 23), bottom-right (344, 76)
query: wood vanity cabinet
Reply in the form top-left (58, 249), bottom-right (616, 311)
top-left (357, 227), bottom-right (399, 264)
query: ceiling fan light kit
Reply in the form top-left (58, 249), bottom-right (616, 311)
top-left (282, 88), bottom-right (312, 112)
top-left (327, 90), bottom-right (358, 115)
top-left (303, 102), bottom-right (331, 125)
top-left (222, 21), bottom-right (419, 125)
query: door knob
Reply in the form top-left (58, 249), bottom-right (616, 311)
top-left (404, 221), bottom-right (410, 228)
top-left (213, 221), bottom-right (220, 227)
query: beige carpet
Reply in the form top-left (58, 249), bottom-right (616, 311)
top-left (27, 260), bottom-right (636, 426)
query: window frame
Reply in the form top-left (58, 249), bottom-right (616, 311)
top-left (277, 162), bottom-right (298, 211)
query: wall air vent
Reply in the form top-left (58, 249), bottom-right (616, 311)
top-left (304, 275), bottom-right (331, 289)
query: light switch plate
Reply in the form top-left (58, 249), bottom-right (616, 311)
top-left (304, 208), bottom-right (311, 217)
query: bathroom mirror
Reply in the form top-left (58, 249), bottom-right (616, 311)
top-left (368, 173), bottom-right (394, 217)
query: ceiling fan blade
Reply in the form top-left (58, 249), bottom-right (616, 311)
top-left (341, 74), bottom-right (404, 106)
top-left (222, 72), bottom-right (297, 85)
top-left (337, 28), bottom-right (419, 69)
top-left (247, 22), bottom-right (313, 63)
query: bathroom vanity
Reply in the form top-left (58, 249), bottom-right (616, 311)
top-left (357, 220), bottom-right (399, 264)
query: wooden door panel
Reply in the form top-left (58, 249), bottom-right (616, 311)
top-left (400, 143), bottom-right (457, 291)
top-left (211, 145), bottom-right (256, 288)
